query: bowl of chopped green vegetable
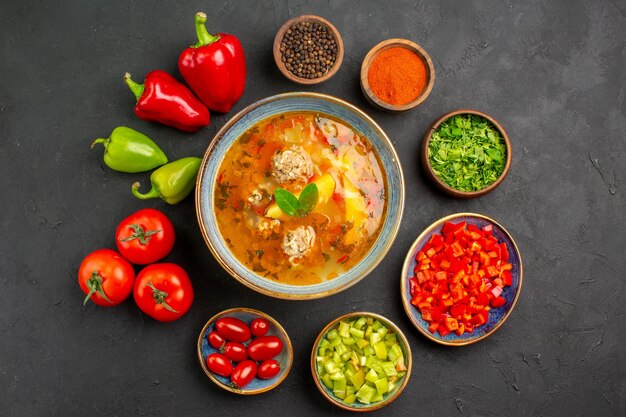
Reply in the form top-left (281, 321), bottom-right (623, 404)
top-left (421, 109), bottom-right (511, 198)
top-left (311, 312), bottom-right (412, 412)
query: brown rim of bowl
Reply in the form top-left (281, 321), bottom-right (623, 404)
top-left (273, 15), bottom-right (344, 85)
top-left (195, 92), bottom-right (405, 300)
top-left (197, 307), bottom-right (294, 395)
top-left (310, 311), bottom-right (412, 412)
top-left (360, 38), bottom-right (435, 112)
top-left (421, 109), bottom-right (512, 198)
top-left (400, 212), bottom-right (524, 346)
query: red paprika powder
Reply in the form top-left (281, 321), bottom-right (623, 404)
top-left (367, 47), bottom-right (427, 106)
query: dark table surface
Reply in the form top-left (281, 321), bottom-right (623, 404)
top-left (1, 0), bottom-right (625, 415)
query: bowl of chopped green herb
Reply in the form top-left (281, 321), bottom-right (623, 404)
top-left (421, 110), bottom-right (511, 198)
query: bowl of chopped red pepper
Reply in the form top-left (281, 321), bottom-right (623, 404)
top-left (400, 213), bottom-right (522, 346)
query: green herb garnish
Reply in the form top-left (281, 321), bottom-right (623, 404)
top-left (428, 114), bottom-right (506, 192)
top-left (274, 183), bottom-right (319, 217)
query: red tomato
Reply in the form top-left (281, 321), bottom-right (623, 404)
top-left (78, 249), bottom-right (135, 307)
top-left (115, 208), bottom-right (175, 265)
top-left (206, 353), bottom-right (233, 377)
top-left (257, 359), bottom-right (281, 380)
top-left (250, 318), bottom-right (270, 337)
top-left (215, 317), bottom-right (251, 342)
top-left (208, 331), bottom-right (225, 349)
top-left (133, 263), bottom-right (193, 322)
top-left (222, 342), bottom-right (248, 362)
top-left (230, 360), bottom-right (257, 388)
top-left (247, 336), bottom-right (283, 361)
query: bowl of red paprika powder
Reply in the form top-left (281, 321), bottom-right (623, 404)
top-left (360, 39), bottom-right (435, 112)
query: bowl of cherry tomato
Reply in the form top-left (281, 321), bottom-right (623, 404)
top-left (400, 213), bottom-right (523, 346)
top-left (197, 308), bottom-right (293, 394)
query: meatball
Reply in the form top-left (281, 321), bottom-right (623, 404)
top-left (282, 226), bottom-right (316, 262)
top-left (271, 148), bottom-right (313, 184)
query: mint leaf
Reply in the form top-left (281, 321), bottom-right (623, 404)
top-left (297, 183), bottom-right (318, 217)
top-left (274, 188), bottom-right (300, 217)
top-left (273, 183), bottom-right (319, 218)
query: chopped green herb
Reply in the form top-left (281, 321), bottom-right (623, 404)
top-left (428, 114), bottom-right (506, 192)
top-left (274, 183), bottom-right (319, 217)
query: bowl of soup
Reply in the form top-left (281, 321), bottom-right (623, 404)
top-left (196, 92), bottom-right (404, 299)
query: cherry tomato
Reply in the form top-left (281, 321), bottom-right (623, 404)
top-left (133, 263), bottom-right (194, 322)
top-left (257, 359), bottom-right (281, 380)
top-left (208, 331), bottom-right (225, 349)
top-left (247, 336), bottom-right (283, 361)
top-left (215, 317), bottom-right (251, 342)
top-left (230, 360), bottom-right (257, 388)
top-left (206, 353), bottom-right (233, 377)
top-left (116, 208), bottom-right (175, 265)
top-left (222, 342), bottom-right (248, 362)
top-left (250, 318), bottom-right (270, 337)
top-left (78, 249), bottom-right (135, 307)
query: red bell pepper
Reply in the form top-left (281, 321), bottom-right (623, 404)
top-left (178, 12), bottom-right (246, 113)
top-left (124, 71), bottom-right (210, 132)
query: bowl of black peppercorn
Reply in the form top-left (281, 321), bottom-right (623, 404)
top-left (273, 15), bottom-right (344, 85)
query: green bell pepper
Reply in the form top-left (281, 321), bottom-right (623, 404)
top-left (91, 126), bottom-right (168, 173)
top-left (131, 157), bottom-right (201, 204)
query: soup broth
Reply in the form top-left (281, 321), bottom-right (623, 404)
top-left (214, 112), bottom-right (387, 285)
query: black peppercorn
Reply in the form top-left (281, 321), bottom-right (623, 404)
top-left (280, 20), bottom-right (338, 80)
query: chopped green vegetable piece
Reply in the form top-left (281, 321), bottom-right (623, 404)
top-left (344, 394), bottom-right (357, 404)
top-left (375, 378), bottom-right (389, 395)
top-left (381, 361), bottom-right (397, 377)
top-left (365, 356), bottom-right (383, 374)
top-left (388, 344), bottom-right (403, 362)
top-left (350, 369), bottom-right (366, 389)
top-left (327, 329), bottom-right (339, 340)
top-left (322, 373), bottom-right (334, 390)
top-left (349, 328), bottom-right (365, 339)
top-left (365, 369), bottom-right (379, 383)
top-left (370, 332), bottom-right (382, 345)
top-left (324, 360), bottom-right (339, 374)
top-left (356, 384), bottom-right (376, 404)
top-left (335, 343), bottom-right (348, 356)
top-left (333, 378), bottom-right (347, 399)
top-left (330, 371), bottom-right (345, 381)
top-left (328, 338), bottom-right (341, 349)
top-left (428, 114), bottom-right (507, 192)
top-left (342, 337), bottom-right (356, 346)
top-left (356, 338), bottom-right (369, 349)
top-left (371, 390), bottom-right (383, 403)
top-left (374, 341), bottom-right (388, 360)
top-left (339, 321), bottom-right (350, 338)
top-left (354, 317), bottom-right (367, 330)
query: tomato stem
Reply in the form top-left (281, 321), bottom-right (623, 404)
top-left (119, 224), bottom-right (161, 245)
top-left (84, 271), bottom-right (113, 305)
top-left (147, 279), bottom-right (179, 313)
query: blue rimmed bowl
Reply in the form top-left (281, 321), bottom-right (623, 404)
top-left (196, 92), bottom-right (405, 300)
top-left (400, 213), bottom-right (523, 346)
top-left (197, 308), bottom-right (293, 395)
top-left (310, 312), bottom-right (412, 412)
